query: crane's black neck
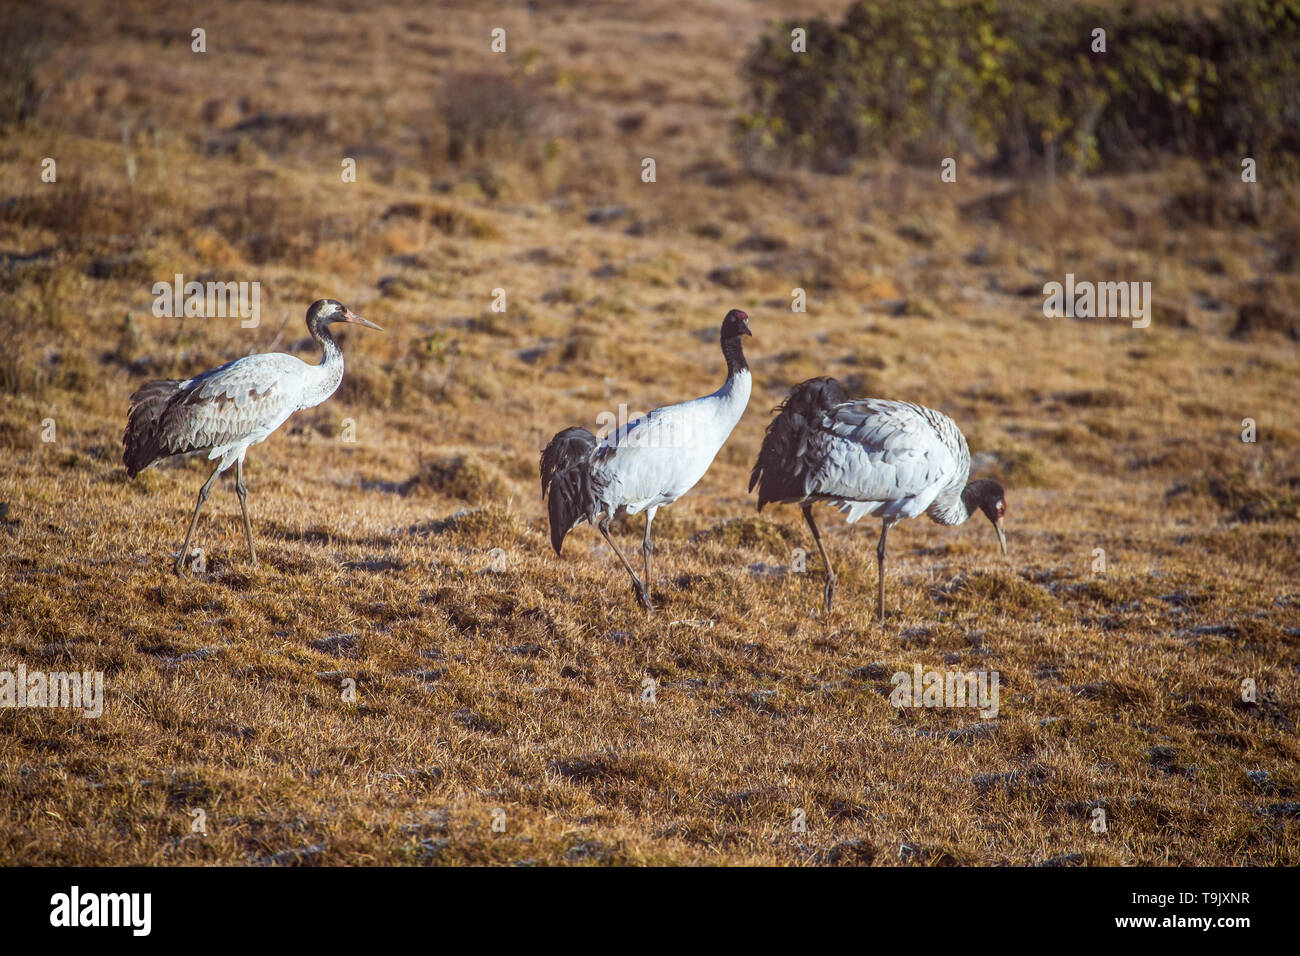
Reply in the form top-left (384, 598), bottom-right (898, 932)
top-left (721, 332), bottom-right (748, 378)
top-left (959, 479), bottom-right (1000, 524)
top-left (309, 318), bottom-right (344, 366)
top-left (954, 483), bottom-right (979, 524)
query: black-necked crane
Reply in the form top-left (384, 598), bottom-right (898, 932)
top-left (123, 298), bottom-right (382, 573)
top-left (541, 309), bottom-right (753, 612)
top-left (749, 377), bottom-right (1006, 620)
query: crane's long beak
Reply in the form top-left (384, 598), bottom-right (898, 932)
top-left (343, 309), bottom-right (383, 331)
top-left (995, 519), bottom-right (1007, 555)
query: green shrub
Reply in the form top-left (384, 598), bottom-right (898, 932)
top-left (738, 0), bottom-right (1300, 174)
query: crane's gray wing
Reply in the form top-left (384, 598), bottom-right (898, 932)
top-left (808, 399), bottom-right (961, 504)
top-left (158, 354), bottom-right (305, 456)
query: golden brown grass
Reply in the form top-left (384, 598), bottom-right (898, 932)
top-left (0, 0), bottom-right (1297, 866)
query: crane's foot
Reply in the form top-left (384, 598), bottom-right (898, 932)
top-left (634, 582), bottom-right (655, 613)
top-left (823, 576), bottom-right (836, 614)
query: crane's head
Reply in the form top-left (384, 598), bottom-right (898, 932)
top-left (307, 299), bottom-right (383, 332)
top-left (721, 309), bottom-right (752, 339)
top-left (966, 478), bottom-right (1007, 555)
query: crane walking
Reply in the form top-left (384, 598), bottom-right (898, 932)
top-left (123, 298), bottom-right (382, 573)
top-left (749, 377), bottom-right (1006, 620)
top-left (541, 309), bottom-right (753, 611)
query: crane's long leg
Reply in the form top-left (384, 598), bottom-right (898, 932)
top-left (599, 516), bottom-right (653, 612)
top-left (174, 463), bottom-right (223, 575)
top-left (802, 504), bottom-right (836, 613)
top-left (876, 521), bottom-right (891, 623)
top-left (641, 506), bottom-right (658, 606)
top-left (235, 456), bottom-right (257, 566)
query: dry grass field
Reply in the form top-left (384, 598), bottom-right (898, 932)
top-left (1, 0), bottom-right (1298, 866)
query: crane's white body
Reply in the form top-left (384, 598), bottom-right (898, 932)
top-left (594, 368), bottom-right (751, 516)
top-left (749, 378), bottom-right (1004, 618)
top-left (172, 351), bottom-right (343, 471)
top-left (541, 308), bottom-right (753, 611)
top-left (124, 297), bottom-right (380, 575)
top-left (808, 399), bottom-right (972, 527)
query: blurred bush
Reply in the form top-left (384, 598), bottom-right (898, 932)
top-left (440, 72), bottom-right (537, 165)
top-left (738, 0), bottom-right (1300, 174)
top-left (0, 12), bottom-right (47, 126)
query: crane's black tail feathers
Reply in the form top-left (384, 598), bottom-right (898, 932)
top-left (540, 426), bottom-right (604, 555)
top-left (749, 376), bottom-right (849, 510)
top-left (123, 379), bottom-right (184, 478)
